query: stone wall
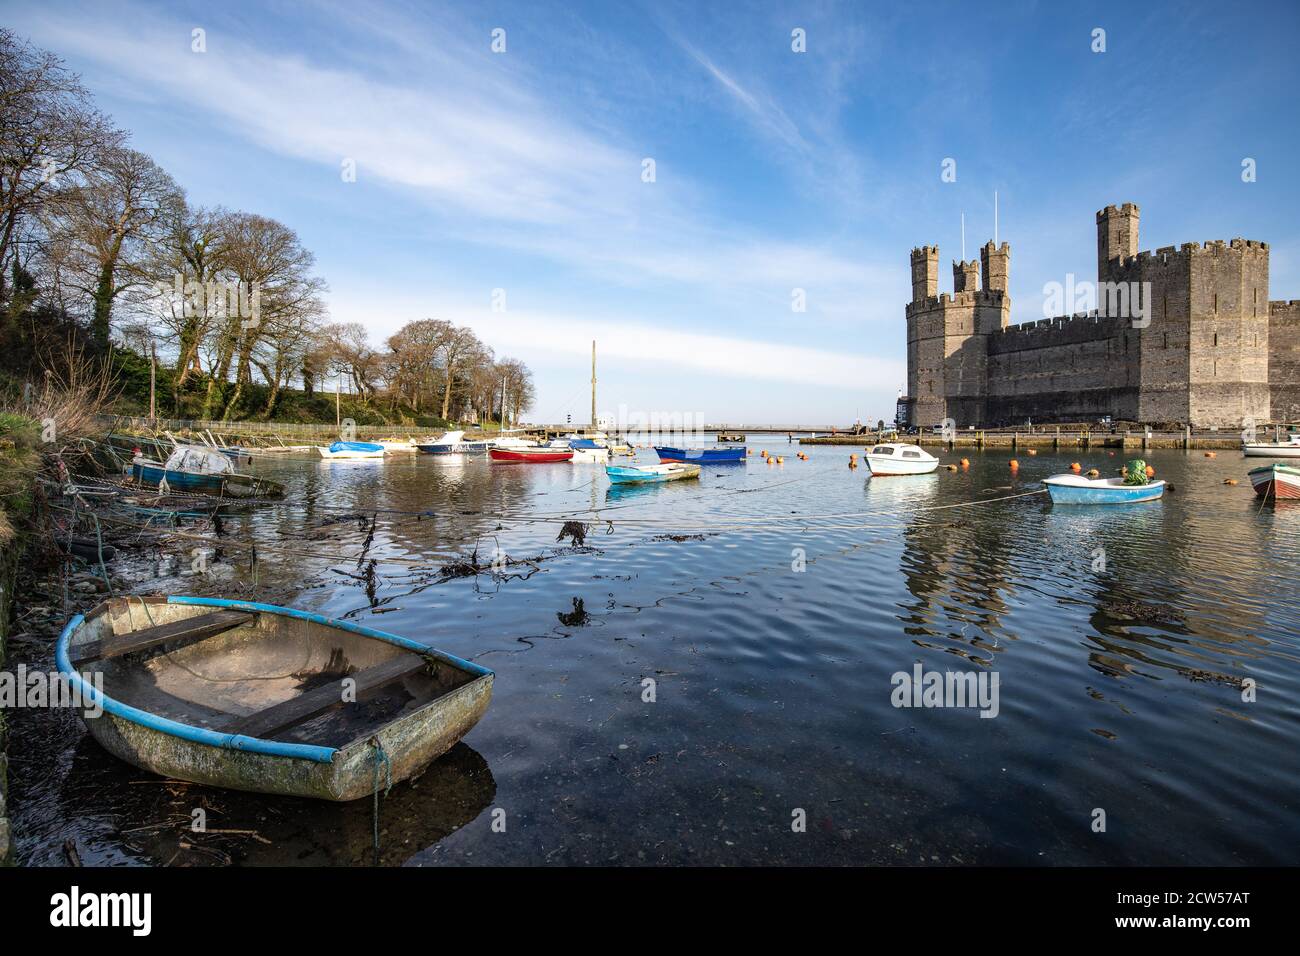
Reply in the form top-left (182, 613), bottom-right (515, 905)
top-left (1270, 300), bottom-right (1300, 422)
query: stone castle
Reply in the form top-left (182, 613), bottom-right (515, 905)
top-left (900, 203), bottom-right (1300, 428)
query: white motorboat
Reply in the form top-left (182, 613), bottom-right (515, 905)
top-left (864, 442), bottom-right (939, 476)
top-left (1242, 432), bottom-right (1300, 458)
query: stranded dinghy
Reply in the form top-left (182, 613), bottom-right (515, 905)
top-left (58, 596), bottom-right (494, 801)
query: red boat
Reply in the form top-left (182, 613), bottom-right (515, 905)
top-left (489, 447), bottom-right (574, 463)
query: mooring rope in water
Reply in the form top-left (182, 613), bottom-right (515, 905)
top-left (370, 737), bottom-right (392, 863)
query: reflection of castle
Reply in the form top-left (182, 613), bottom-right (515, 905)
top-left (901, 203), bottom-right (1300, 428)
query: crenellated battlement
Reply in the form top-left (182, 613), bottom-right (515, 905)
top-left (904, 199), bottom-right (1285, 428)
top-left (1096, 202), bottom-right (1140, 221)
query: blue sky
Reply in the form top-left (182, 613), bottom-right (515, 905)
top-left (8, 0), bottom-right (1300, 424)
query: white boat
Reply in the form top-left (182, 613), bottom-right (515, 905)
top-left (414, 430), bottom-right (468, 455)
top-left (376, 438), bottom-right (418, 454)
top-left (488, 436), bottom-right (539, 450)
top-left (864, 442), bottom-right (939, 476)
top-left (317, 441), bottom-right (386, 460)
top-left (1243, 433), bottom-right (1300, 458)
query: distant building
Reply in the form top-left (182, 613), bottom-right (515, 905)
top-left (899, 203), bottom-right (1300, 427)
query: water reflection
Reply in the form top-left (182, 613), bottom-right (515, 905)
top-left (51, 737), bottom-right (495, 867)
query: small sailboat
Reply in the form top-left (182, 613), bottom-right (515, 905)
top-left (376, 438), bottom-right (418, 454)
top-left (59, 596), bottom-right (492, 801)
top-left (1248, 463), bottom-right (1300, 500)
top-left (654, 446), bottom-right (746, 464)
top-left (607, 462), bottom-right (701, 484)
top-left (489, 447), bottom-right (574, 463)
top-left (317, 441), bottom-right (386, 460)
top-left (131, 447), bottom-right (284, 498)
top-left (1043, 473), bottom-right (1165, 504)
top-left (863, 443), bottom-right (939, 476)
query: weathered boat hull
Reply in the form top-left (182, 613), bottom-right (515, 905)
top-left (131, 463), bottom-right (284, 498)
top-left (58, 597), bottom-right (493, 801)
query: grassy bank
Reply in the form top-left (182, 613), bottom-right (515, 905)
top-left (0, 413), bottom-right (40, 865)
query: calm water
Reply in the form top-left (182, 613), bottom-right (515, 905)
top-left (10, 437), bottom-right (1300, 865)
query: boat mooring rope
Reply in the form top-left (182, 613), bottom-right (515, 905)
top-left (370, 737), bottom-right (392, 863)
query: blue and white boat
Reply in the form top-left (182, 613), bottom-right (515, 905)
top-left (654, 446), bottom-right (746, 464)
top-left (132, 447), bottom-right (284, 498)
top-left (318, 441), bottom-right (385, 459)
top-left (607, 462), bottom-right (701, 484)
top-left (1043, 473), bottom-right (1165, 504)
top-left (414, 430), bottom-right (468, 455)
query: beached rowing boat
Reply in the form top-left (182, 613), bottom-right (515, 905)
top-left (1043, 473), bottom-right (1165, 504)
top-left (654, 446), bottom-right (746, 463)
top-left (606, 462), bottom-right (701, 484)
top-left (58, 596), bottom-right (494, 801)
top-left (489, 447), bottom-right (574, 463)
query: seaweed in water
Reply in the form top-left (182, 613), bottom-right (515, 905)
top-left (556, 521), bottom-right (588, 546)
top-left (556, 597), bottom-right (590, 627)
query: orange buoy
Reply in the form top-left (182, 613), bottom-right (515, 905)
top-left (1027, 449), bottom-right (1037, 456)
top-left (1088, 468), bottom-right (1101, 477)
top-left (1205, 452), bottom-right (1216, 458)
top-left (945, 464), bottom-right (958, 471)
top-left (960, 458), bottom-right (969, 468)
top-left (1224, 478), bottom-right (1238, 486)
top-left (1009, 459), bottom-right (1019, 470)
top-left (1070, 462), bottom-right (1082, 472)
top-left (1145, 465), bottom-right (1155, 478)
top-left (777, 456), bottom-right (784, 464)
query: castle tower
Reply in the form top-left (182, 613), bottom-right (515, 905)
top-left (1097, 203), bottom-right (1140, 283)
top-left (980, 241), bottom-right (1010, 294)
top-left (910, 245), bottom-right (938, 302)
top-left (953, 259), bottom-right (980, 294)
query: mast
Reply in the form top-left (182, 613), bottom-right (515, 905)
top-left (591, 340), bottom-right (597, 429)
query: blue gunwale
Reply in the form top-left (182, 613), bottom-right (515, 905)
top-left (654, 445), bottom-right (746, 463)
top-left (57, 596), bottom-right (493, 765)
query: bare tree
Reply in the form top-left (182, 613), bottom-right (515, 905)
top-left (0, 29), bottom-right (121, 314)
top-left (43, 145), bottom-right (184, 348)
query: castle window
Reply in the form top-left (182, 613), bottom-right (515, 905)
top-left (1163, 295), bottom-right (1168, 318)
top-left (1163, 332), bottom-right (1168, 349)
top-left (1213, 332), bottom-right (1218, 347)
top-left (1214, 294), bottom-right (1218, 314)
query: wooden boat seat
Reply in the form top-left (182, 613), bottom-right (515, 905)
top-left (222, 652), bottom-right (432, 740)
top-left (73, 609), bottom-right (255, 665)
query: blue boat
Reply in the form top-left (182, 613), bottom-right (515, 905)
top-left (607, 463), bottom-right (701, 484)
top-left (131, 447), bottom-right (284, 498)
top-left (1043, 473), bottom-right (1165, 504)
top-left (654, 445), bottom-right (746, 463)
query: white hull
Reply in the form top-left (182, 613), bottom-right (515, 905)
top-left (1243, 443), bottom-right (1300, 458)
top-left (317, 448), bottom-right (385, 459)
top-left (866, 456), bottom-right (939, 475)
